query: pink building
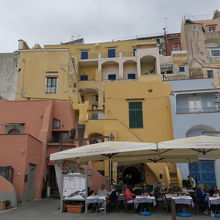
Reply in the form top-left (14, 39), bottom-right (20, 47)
top-left (0, 100), bottom-right (77, 202)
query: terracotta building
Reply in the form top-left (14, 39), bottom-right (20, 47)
top-left (0, 99), bottom-right (77, 202)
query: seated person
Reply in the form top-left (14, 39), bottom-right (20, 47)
top-left (97, 184), bottom-right (108, 197)
top-left (141, 183), bottom-right (153, 195)
top-left (209, 185), bottom-right (219, 197)
top-left (108, 185), bottom-right (118, 207)
top-left (124, 185), bottom-right (135, 202)
top-left (196, 184), bottom-right (208, 204)
top-left (117, 178), bottom-right (125, 193)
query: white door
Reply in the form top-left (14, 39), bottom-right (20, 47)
top-left (189, 97), bottom-right (202, 112)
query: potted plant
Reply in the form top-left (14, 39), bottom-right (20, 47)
top-left (66, 202), bottom-right (84, 213)
top-left (3, 200), bottom-right (11, 209)
top-left (0, 202), bottom-right (6, 211)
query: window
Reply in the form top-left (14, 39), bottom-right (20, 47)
top-left (53, 119), bottom-right (60, 128)
top-left (81, 51), bottom-right (88, 59)
top-left (8, 129), bottom-right (21, 134)
top-left (209, 27), bottom-right (216, 32)
top-left (133, 48), bottom-right (137, 56)
top-left (172, 43), bottom-right (180, 51)
top-left (211, 49), bottom-right (220, 57)
top-left (45, 77), bottom-right (57, 93)
top-left (108, 49), bottom-right (116, 58)
top-left (179, 66), bottom-right (185, 72)
top-left (207, 70), bottom-right (214, 78)
top-left (80, 75), bottom-right (88, 81)
top-left (129, 102), bottom-right (143, 128)
top-left (166, 70), bottom-right (173, 74)
top-left (93, 95), bottom-right (98, 102)
top-left (189, 97), bottom-right (202, 112)
top-left (52, 131), bottom-right (69, 143)
top-left (128, 73), bottom-right (136, 79)
top-left (108, 74), bottom-right (116, 80)
top-left (192, 26), bottom-right (198, 31)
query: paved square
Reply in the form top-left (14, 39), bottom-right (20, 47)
top-left (0, 198), bottom-right (211, 220)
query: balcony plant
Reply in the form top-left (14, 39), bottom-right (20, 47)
top-left (3, 200), bottom-right (11, 209)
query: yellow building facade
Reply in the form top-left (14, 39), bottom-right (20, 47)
top-left (16, 38), bottom-right (182, 187)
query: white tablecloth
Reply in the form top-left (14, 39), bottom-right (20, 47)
top-left (208, 197), bottom-right (220, 207)
top-left (85, 196), bottom-right (106, 205)
top-left (170, 196), bottom-right (194, 207)
top-left (134, 196), bottom-right (156, 208)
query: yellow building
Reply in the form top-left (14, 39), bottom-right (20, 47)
top-left (16, 38), bottom-right (182, 187)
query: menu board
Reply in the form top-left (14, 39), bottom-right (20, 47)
top-left (62, 173), bottom-right (86, 200)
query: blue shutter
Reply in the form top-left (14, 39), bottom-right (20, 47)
top-left (108, 74), bottom-right (116, 80)
top-left (108, 49), bottom-right (115, 58)
top-left (179, 66), bottom-right (185, 72)
top-left (81, 51), bottom-right (88, 60)
top-left (80, 75), bottom-right (88, 81)
top-left (128, 73), bottom-right (136, 79)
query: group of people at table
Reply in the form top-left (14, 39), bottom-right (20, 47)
top-left (86, 176), bottom-right (220, 216)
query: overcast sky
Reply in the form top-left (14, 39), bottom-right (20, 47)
top-left (0, 0), bottom-right (219, 52)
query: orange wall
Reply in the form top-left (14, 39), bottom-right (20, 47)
top-left (0, 135), bottom-right (42, 200)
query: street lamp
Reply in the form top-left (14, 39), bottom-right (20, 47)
top-left (108, 133), bottom-right (115, 141)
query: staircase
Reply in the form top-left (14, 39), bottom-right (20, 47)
top-left (167, 163), bottom-right (179, 187)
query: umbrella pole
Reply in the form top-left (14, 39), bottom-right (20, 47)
top-left (196, 155), bottom-right (199, 215)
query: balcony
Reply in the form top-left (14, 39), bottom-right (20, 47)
top-left (162, 73), bottom-right (206, 81)
top-left (176, 107), bottom-right (220, 114)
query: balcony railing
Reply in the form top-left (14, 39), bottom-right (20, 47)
top-left (122, 51), bottom-right (134, 57)
top-left (49, 138), bottom-right (74, 143)
top-left (176, 107), bottom-right (220, 114)
top-left (162, 74), bottom-right (207, 81)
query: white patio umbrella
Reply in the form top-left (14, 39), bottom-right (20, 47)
top-left (50, 141), bottom-right (157, 162)
top-left (157, 135), bottom-right (220, 159)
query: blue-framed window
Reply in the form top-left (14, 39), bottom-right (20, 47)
top-left (80, 75), bottom-right (88, 81)
top-left (108, 74), bottom-right (116, 80)
top-left (179, 66), bottom-right (185, 72)
top-left (207, 70), bottom-right (213, 78)
top-left (211, 49), bottom-right (220, 57)
top-left (166, 70), bottom-right (173, 74)
top-left (128, 73), bottom-right (136, 79)
top-left (81, 51), bottom-right (88, 60)
top-left (108, 49), bottom-right (116, 58)
top-left (133, 48), bottom-right (137, 56)
top-left (129, 102), bottom-right (143, 128)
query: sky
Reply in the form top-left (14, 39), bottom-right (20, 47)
top-left (0, 0), bottom-right (219, 52)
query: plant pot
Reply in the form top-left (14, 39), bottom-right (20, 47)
top-left (66, 204), bottom-right (83, 213)
top-left (0, 203), bottom-right (6, 211)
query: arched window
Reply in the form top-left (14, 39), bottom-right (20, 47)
top-left (8, 129), bottom-right (21, 134)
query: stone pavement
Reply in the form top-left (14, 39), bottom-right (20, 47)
top-left (0, 198), bottom-right (211, 220)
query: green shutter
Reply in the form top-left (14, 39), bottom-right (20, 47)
top-left (129, 102), bottom-right (143, 128)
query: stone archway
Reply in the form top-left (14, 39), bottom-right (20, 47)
top-left (140, 55), bottom-right (156, 75)
top-left (88, 133), bottom-right (104, 144)
top-left (186, 125), bottom-right (216, 137)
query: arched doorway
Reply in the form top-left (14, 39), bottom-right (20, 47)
top-left (101, 61), bottom-right (119, 80)
top-left (123, 167), bottom-right (141, 185)
top-left (88, 133), bottom-right (104, 144)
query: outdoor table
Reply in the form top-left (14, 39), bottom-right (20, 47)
top-left (208, 197), bottom-right (220, 207)
top-left (134, 195), bottom-right (156, 209)
top-left (171, 195), bottom-right (194, 207)
top-left (85, 195), bottom-right (107, 213)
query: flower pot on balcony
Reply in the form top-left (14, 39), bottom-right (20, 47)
top-left (0, 203), bottom-right (6, 211)
top-left (66, 204), bottom-right (83, 213)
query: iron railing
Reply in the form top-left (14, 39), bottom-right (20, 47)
top-left (162, 74), bottom-right (207, 81)
top-left (0, 166), bottom-right (14, 183)
top-left (176, 107), bottom-right (220, 114)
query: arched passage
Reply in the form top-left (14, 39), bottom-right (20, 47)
top-left (101, 61), bottom-right (119, 80)
top-left (123, 60), bottom-right (137, 79)
top-left (140, 55), bottom-right (156, 75)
